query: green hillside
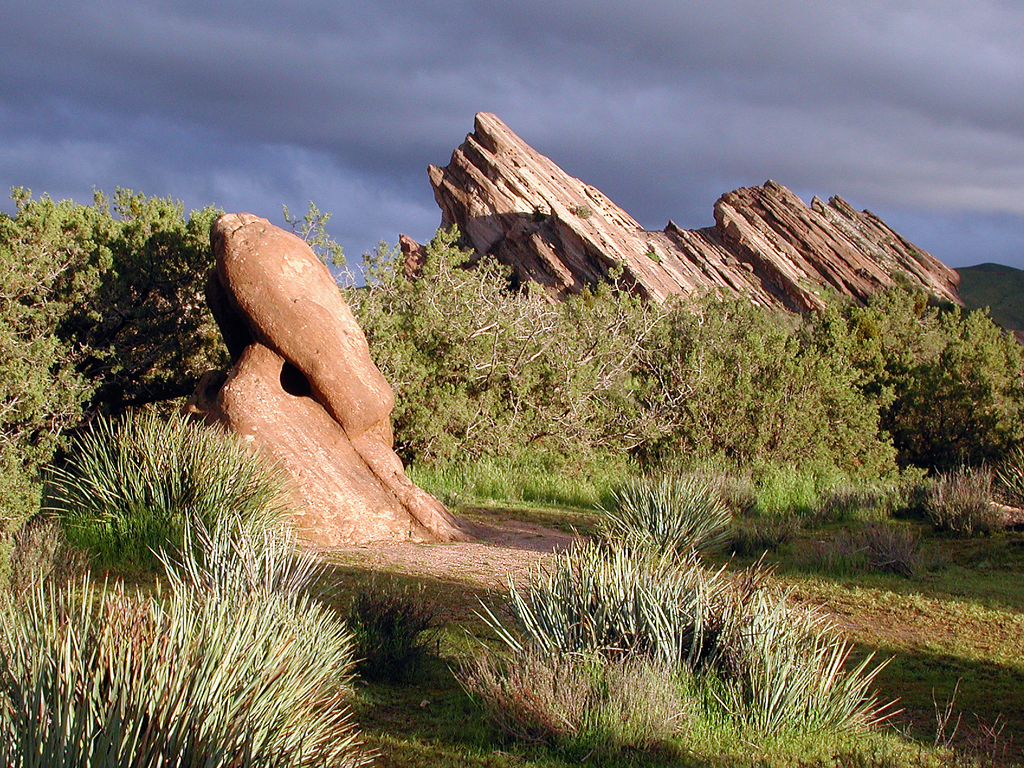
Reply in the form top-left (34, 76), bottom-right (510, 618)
top-left (957, 262), bottom-right (1024, 335)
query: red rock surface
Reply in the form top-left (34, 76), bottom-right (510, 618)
top-left (192, 214), bottom-right (466, 545)
top-left (428, 113), bottom-right (961, 312)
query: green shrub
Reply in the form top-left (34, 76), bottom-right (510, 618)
top-left (0, 520), bottom-right (366, 768)
top-left (924, 468), bottom-right (1002, 536)
top-left (48, 412), bottom-right (290, 568)
top-left (346, 577), bottom-right (439, 682)
top-left (600, 475), bottom-right (732, 557)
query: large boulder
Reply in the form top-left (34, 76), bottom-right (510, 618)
top-left (192, 213), bottom-right (466, 545)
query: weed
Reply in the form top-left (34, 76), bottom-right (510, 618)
top-left (2, 516), bottom-right (88, 598)
top-left (347, 577), bottom-right (440, 682)
top-left (925, 468), bottom-right (1002, 536)
top-left (0, 520), bottom-right (367, 767)
top-left (459, 648), bottom-right (685, 753)
top-left (804, 523), bottom-right (923, 578)
top-left (730, 517), bottom-right (800, 557)
top-left (573, 204), bottom-right (593, 219)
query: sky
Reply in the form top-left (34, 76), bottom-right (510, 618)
top-left (1, 0), bottom-right (1022, 272)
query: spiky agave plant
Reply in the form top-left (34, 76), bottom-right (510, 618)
top-left (601, 475), bottom-right (732, 557)
top-left (0, 521), bottom-right (367, 768)
top-left (48, 411), bottom-right (291, 566)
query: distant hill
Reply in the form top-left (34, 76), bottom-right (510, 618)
top-left (956, 263), bottom-right (1024, 339)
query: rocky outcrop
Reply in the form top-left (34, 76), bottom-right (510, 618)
top-left (428, 113), bottom-right (961, 312)
top-left (191, 213), bottom-right (467, 546)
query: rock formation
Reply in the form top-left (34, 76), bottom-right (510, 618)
top-left (427, 113), bottom-right (961, 312)
top-left (190, 213), bottom-right (467, 546)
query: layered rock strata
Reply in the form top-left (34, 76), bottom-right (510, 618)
top-left (191, 213), bottom-right (466, 545)
top-left (427, 112), bottom-right (960, 311)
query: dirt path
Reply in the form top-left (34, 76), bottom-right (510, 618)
top-left (315, 514), bottom-right (577, 623)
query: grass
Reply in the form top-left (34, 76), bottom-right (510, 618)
top-left (341, 494), bottom-right (1024, 767)
top-left (0, 518), bottom-right (367, 768)
top-left (15, 448), bottom-right (1024, 767)
top-left (47, 411), bottom-right (291, 570)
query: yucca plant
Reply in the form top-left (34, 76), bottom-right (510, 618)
top-left (481, 540), bottom-right (727, 668)
top-left (717, 584), bottom-right (891, 734)
top-left (48, 411), bottom-right (291, 567)
top-left (478, 541), bottom-right (891, 742)
top-left (601, 475), bottom-right (732, 557)
top-left (996, 447), bottom-right (1024, 507)
top-left (0, 520), bottom-right (368, 768)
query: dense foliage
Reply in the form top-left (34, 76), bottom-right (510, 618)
top-left (0, 189), bottom-right (227, 521)
top-left (351, 229), bottom-right (1024, 479)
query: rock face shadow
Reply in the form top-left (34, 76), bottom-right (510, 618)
top-left (188, 213), bottom-right (468, 546)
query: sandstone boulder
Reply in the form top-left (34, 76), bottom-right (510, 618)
top-left (428, 113), bottom-right (961, 312)
top-left (192, 213), bottom-right (466, 545)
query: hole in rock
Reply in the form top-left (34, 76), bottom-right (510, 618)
top-left (280, 362), bottom-right (312, 398)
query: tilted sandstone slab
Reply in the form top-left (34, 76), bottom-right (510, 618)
top-left (428, 113), bottom-right (961, 312)
top-left (193, 213), bottom-right (466, 545)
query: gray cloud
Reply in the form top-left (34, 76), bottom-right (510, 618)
top-left (1, 0), bottom-right (1022, 268)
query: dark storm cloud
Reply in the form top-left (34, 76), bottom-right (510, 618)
top-left (1, 0), bottom-right (1022, 267)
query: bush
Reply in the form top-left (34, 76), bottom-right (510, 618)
top-left (1, 516), bottom-right (88, 597)
top-left (346, 577), bottom-right (440, 682)
top-left (482, 541), bottom-right (726, 668)
top-left (48, 412), bottom-right (291, 568)
top-left (717, 584), bottom-right (889, 734)
top-left (0, 189), bottom-right (227, 524)
top-left (479, 541), bottom-right (888, 738)
top-left (995, 447), bottom-right (1024, 507)
top-left (925, 468), bottom-right (1002, 536)
top-left (0, 520), bottom-right (367, 768)
top-left (459, 649), bottom-right (685, 752)
top-left (729, 517), bottom-right (799, 557)
top-left (600, 475), bottom-right (732, 557)
top-left (803, 522), bottom-right (922, 578)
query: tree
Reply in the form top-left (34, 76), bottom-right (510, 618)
top-left (0, 188), bottom-right (227, 521)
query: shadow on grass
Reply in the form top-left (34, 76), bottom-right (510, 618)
top-left (860, 640), bottom-right (1024, 764)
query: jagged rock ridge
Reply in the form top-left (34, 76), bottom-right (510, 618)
top-left (426, 113), bottom-right (960, 312)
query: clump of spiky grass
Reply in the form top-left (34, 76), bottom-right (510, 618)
top-left (716, 578), bottom-right (891, 734)
top-left (601, 475), bottom-right (732, 557)
top-left (48, 411), bottom-right (291, 567)
top-left (481, 540), bottom-right (727, 668)
top-left (0, 519), bottom-right (367, 768)
top-left (476, 540), bottom-right (889, 741)
top-left (925, 468), bottom-right (1001, 537)
top-left (996, 447), bottom-right (1024, 507)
